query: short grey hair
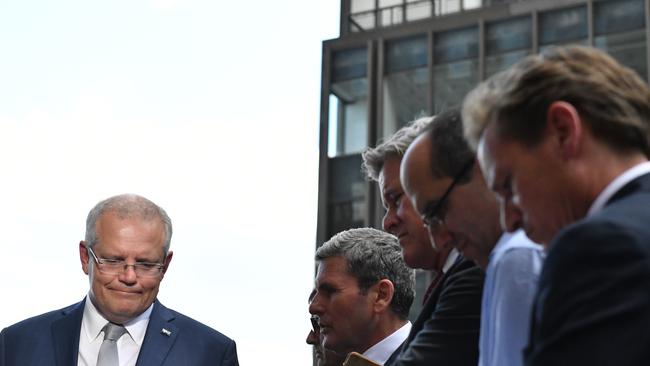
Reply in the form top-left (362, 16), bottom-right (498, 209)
top-left (362, 116), bottom-right (435, 181)
top-left (316, 227), bottom-right (415, 319)
top-left (85, 193), bottom-right (173, 256)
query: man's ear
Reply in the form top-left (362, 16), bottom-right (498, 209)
top-left (79, 241), bottom-right (90, 275)
top-left (372, 279), bottom-right (395, 314)
top-left (161, 251), bottom-right (173, 276)
top-left (547, 101), bottom-right (583, 160)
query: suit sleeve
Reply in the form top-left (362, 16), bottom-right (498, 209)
top-left (526, 222), bottom-right (650, 366)
top-left (391, 264), bottom-right (484, 366)
top-left (1, 328), bottom-right (6, 366)
top-left (221, 339), bottom-right (239, 366)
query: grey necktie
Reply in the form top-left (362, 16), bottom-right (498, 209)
top-left (97, 322), bottom-right (127, 366)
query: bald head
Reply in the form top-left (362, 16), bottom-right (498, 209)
top-left (401, 133), bottom-right (435, 216)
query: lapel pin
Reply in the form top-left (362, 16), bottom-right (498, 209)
top-left (161, 328), bottom-right (172, 337)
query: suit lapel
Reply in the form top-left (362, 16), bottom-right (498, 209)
top-left (408, 286), bottom-right (437, 344)
top-left (407, 254), bottom-right (464, 345)
top-left (51, 300), bottom-right (85, 366)
top-left (136, 301), bottom-right (178, 366)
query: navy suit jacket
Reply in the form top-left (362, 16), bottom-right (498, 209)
top-left (388, 255), bottom-right (484, 366)
top-left (0, 299), bottom-right (238, 366)
top-left (524, 173), bottom-right (650, 365)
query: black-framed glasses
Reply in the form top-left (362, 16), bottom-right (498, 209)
top-left (422, 159), bottom-right (475, 229)
top-left (87, 246), bottom-right (165, 278)
top-left (310, 315), bottom-right (320, 333)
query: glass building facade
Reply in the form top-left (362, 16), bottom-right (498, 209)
top-left (317, 0), bottom-right (649, 320)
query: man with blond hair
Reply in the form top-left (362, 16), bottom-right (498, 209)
top-left (463, 45), bottom-right (650, 365)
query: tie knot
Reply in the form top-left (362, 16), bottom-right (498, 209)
top-left (102, 323), bottom-right (127, 342)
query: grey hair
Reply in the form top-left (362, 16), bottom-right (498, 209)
top-left (362, 116), bottom-right (435, 181)
top-left (423, 108), bottom-right (475, 182)
top-left (85, 193), bottom-right (173, 257)
top-left (315, 227), bottom-right (415, 319)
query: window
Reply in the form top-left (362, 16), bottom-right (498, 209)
top-left (485, 16), bottom-right (532, 77)
top-left (594, 0), bottom-right (647, 80)
top-left (327, 154), bottom-right (367, 239)
top-left (433, 27), bottom-right (479, 113)
top-left (329, 48), bottom-right (369, 157)
top-left (539, 5), bottom-right (588, 50)
top-left (383, 35), bottom-right (429, 136)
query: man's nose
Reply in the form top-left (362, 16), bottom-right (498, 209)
top-left (382, 209), bottom-right (400, 234)
top-left (118, 265), bottom-right (138, 284)
top-left (309, 295), bottom-right (324, 316)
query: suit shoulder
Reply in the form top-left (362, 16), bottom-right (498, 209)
top-left (437, 256), bottom-right (484, 307)
top-left (445, 256), bottom-right (485, 284)
top-left (2, 302), bottom-right (81, 335)
top-left (551, 213), bottom-right (650, 265)
top-left (165, 307), bottom-right (235, 345)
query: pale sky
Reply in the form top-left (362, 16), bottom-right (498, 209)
top-left (0, 1), bottom-right (339, 364)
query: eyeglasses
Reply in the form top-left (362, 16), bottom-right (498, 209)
top-left (86, 246), bottom-right (165, 277)
top-left (422, 159), bottom-right (474, 229)
top-left (310, 315), bottom-right (320, 333)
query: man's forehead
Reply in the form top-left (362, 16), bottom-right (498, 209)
top-left (478, 125), bottom-right (524, 190)
top-left (316, 257), bottom-right (355, 282)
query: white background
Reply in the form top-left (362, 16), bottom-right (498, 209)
top-left (0, 1), bottom-right (339, 364)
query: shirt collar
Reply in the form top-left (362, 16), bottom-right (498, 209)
top-left (362, 322), bottom-right (412, 364)
top-left (82, 293), bottom-right (154, 346)
top-left (442, 248), bottom-right (459, 274)
top-left (588, 161), bottom-right (650, 216)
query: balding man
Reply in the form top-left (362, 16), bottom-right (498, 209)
top-left (1, 194), bottom-right (238, 366)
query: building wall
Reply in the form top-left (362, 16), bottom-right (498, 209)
top-left (317, 0), bottom-right (649, 320)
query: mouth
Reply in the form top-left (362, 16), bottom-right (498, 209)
top-left (396, 233), bottom-right (410, 245)
top-left (109, 289), bottom-right (142, 296)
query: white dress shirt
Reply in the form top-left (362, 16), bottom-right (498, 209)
top-left (588, 161), bottom-right (650, 216)
top-left (363, 322), bottom-right (412, 365)
top-left (443, 248), bottom-right (459, 274)
top-left (478, 230), bottom-right (544, 366)
top-left (78, 294), bottom-right (153, 366)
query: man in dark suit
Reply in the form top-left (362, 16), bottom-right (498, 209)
top-left (400, 109), bottom-right (543, 366)
top-left (0, 193), bottom-right (238, 366)
top-left (309, 228), bottom-right (415, 365)
top-left (362, 116), bottom-right (484, 366)
top-left (463, 45), bottom-right (650, 365)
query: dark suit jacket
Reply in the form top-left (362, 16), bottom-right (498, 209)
top-left (0, 299), bottom-right (238, 366)
top-left (524, 173), bottom-right (650, 366)
top-left (387, 255), bottom-right (484, 366)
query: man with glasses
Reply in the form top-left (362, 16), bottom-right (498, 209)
top-left (401, 109), bottom-right (543, 366)
top-left (362, 116), bottom-right (484, 366)
top-left (0, 193), bottom-right (238, 366)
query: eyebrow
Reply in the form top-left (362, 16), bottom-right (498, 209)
top-left (317, 282), bottom-right (338, 294)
